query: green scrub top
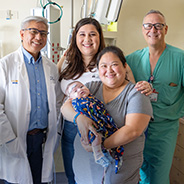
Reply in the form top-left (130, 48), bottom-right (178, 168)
top-left (126, 44), bottom-right (184, 122)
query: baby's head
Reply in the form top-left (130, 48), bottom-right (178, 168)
top-left (66, 81), bottom-right (90, 99)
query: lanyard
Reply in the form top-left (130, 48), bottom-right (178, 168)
top-left (148, 75), bottom-right (154, 84)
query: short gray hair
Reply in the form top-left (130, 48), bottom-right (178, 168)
top-left (143, 9), bottom-right (166, 24)
top-left (21, 16), bottom-right (48, 30)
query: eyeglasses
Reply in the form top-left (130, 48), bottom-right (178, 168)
top-left (22, 28), bottom-right (49, 37)
top-left (143, 23), bottom-right (165, 30)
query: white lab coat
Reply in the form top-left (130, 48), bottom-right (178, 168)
top-left (0, 47), bottom-right (59, 184)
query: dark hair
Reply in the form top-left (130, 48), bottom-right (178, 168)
top-left (97, 46), bottom-right (126, 68)
top-left (59, 17), bottom-right (105, 81)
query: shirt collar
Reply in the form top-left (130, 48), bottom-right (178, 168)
top-left (22, 46), bottom-right (42, 64)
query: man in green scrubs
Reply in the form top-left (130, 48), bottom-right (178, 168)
top-left (126, 10), bottom-right (184, 184)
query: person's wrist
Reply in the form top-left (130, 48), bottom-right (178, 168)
top-left (73, 112), bottom-right (80, 125)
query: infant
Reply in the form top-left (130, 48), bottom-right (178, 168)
top-left (66, 81), bottom-right (124, 173)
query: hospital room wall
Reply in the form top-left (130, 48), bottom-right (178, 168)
top-left (117, 0), bottom-right (184, 55)
top-left (0, 0), bottom-right (184, 57)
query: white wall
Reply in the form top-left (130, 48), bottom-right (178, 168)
top-left (117, 0), bottom-right (184, 55)
top-left (0, 0), bottom-right (38, 56)
top-left (0, 0), bottom-right (82, 56)
top-left (0, 0), bottom-right (184, 57)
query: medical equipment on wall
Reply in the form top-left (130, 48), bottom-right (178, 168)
top-left (31, 1), bottom-right (64, 63)
top-left (40, 0), bottom-right (63, 24)
top-left (81, 0), bottom-right (123, 24)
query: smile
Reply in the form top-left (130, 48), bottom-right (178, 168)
top-left (148, 34), bottom-right (159, 38)
top-left (105, 74), bottom-right (116, 78)
top-left (83, 43), bottom-right (93, 48)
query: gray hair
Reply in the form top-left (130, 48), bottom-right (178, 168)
top-left (143, 9), bottom-right (166, 24)
top-left (21, 16), bottom-right (48, 30)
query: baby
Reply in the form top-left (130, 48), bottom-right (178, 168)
top-left (66, 81), bottom-right (124, 173)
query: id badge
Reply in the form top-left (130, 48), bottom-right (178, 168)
top-left (149, 89), bottom-right (158, 102)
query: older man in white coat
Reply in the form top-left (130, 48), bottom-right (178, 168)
top-left (0, 16), bottom-right (59, 184)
